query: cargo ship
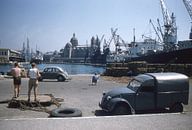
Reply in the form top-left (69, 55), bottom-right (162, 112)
top-left (106, 0), bottom-right (192, 64)
top-left (30, 50), bottom-right (43, 64)
top-left (130, 40), bottom-right (192, 64)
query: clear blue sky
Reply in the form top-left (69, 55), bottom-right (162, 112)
top-left (0, 0), bottom-right (190, 52)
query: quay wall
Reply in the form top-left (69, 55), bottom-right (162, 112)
top-left (104, 62), bottom-right (192, 77)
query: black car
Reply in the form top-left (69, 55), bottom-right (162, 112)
top-left (39, 66), bottom-right (69, 81)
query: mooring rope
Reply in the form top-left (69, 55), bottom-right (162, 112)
top-left (7, 94), bottom-right (63, 114)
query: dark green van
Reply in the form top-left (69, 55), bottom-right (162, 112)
top-left (99, 72), bottom-right (189, 115)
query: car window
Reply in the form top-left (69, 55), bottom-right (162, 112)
top-left (47, 68), bottom-right (52, 72)
top-left (127, 79), bottom-right (141, 91)
top-left (55, 68), bottom-right (60, 72)
top-left (44, 68), bottom-right (48, 72)
top-left (52, 68), bottom-right (56, 72)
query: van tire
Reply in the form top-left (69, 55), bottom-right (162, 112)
top-left (170, 103), bottom-right (183, 113)
top-left (112, 104), bottom-right (131, 115)
top-left (50, 108), bottom-right (82, 117)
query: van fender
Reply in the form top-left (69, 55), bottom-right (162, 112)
top-left (108, 98), bottom-right (135, 114)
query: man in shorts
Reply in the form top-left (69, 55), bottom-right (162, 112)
top-left (11, 62), bottom-right (22, 98)
top-left (27, 63), bottom-right (41, 102)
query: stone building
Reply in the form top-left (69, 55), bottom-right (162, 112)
top-left (45, 33), bottom-right (105, 63)
top-left (59, 33), bottom-right (95, 63)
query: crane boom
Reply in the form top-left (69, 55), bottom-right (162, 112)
top-left (157, 18), bottom-right (164, 39)
top-left (183, 0), bottom-right (192, 39)
top-left (183, 0), bottom-right (192, 20)
top-left (150, 19), bottom-right (162, 42)
top-left (159, 0), bottom-right (171, 26)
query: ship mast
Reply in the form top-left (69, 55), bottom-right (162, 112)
top-left (159, 0), bottom-right (177, 50)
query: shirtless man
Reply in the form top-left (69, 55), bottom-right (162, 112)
top-left (11, 62), bottom-right (22, 98)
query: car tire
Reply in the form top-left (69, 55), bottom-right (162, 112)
top-left (170, 103), bottom-right (183, 113)
top-left (50, 108), bottom-right (82, 117)
top-left (57, 76), bottom-right (65, 81)
top-left (112, 104), bottom-right (131, 115)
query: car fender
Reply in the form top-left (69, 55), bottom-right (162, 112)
top-left (57, 74), bottom-right (66, 79)
top-left (108, 98), bottom-right (135, 114)
top-left (59, 73), bottom-right (68, 79)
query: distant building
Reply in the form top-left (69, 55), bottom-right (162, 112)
top-left (58, 33), bottom-right (95, 63)
top-left (0, 48), bottom-right (24, 63)
top-left (21, 37), bottom-right (32, 62)
top-left (43, 52), bottom-right (54, 63)
top-left (70, 33), bottom-right (78, 47)
top-left (45, 33), bottom-right (102, 63)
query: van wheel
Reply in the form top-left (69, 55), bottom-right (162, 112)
top-left (170, 103), bottom-right (183, 113)
top-left (112, 104), bottom-right (131, 115)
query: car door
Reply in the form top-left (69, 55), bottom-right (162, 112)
top-left (44, 68), bottom-right (53, 79)
top-left (52, 68), bottom-right (59, 79)
top-left (135, 85), bottom-right (155, 110)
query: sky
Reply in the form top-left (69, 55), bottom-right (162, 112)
top-left (0, 0), bottom-right (191, 53)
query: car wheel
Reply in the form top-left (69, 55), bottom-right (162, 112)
top-left (112, 104), bottom-right (131, 115)
top-left (57, 76), bottom-right (64, 81)
top-left (50, 108), bottom-right (82, 117)
top-left (170, 103), bottom-right (183, 113)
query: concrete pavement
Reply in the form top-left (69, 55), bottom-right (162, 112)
top-left (0, 112), bottom-right (192, 130)
top-left (0, 75), bottom-right (192, 129)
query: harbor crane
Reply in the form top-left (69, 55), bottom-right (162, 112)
top-left (149, 19), bottom-right (162, 42)
top-left (159, 0), bottom-right (177, 50)
top-left (103, 28), bottom-right (118, 50)
top-left (103, 28), bottom-right (130, 54)
top-left (157, 18), bottom-right (164, 40)
top-left (183, 0), bottom-right (192, 39)
top-left (183, 0), bottom-right (192, 19)
top-left (160, 0), bottom-right (171, 27)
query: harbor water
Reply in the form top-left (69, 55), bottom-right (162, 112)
top-left (0, 63), bottom-right (105, 75)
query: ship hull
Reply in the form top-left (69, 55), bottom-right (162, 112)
top-left (131, 47), bottom-right (192, 64)
top-left (30, 58), bottom-right (43, 64)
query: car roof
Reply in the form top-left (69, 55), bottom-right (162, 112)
top-left (135, 74), bottom-right (154, 82)
top-left (145, 72), bottom-right (189, 91)
top-left (43, 66), bottom-right (64, 70)
top-left (145, 72), bottom-right (188, 81)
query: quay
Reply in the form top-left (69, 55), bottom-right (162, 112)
top-left (0, 75), bottom-right (191, 129)
top-left (104, 62), bottom-right (192, 77)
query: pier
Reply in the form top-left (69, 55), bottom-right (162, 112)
top-left (104, 62), bottom-right (192, 77)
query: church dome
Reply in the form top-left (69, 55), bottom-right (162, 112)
top-left (70, 33), bottom-right (78, 47)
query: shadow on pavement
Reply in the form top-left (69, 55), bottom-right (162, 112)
top-left (95, 110), bottom-right (111, 116)
top-left (135, 109), bottom-right (170, 114)
top-left (39, 80), bottom-right (69, 82)
top-left (95, 109), bottom-right (173, 116)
